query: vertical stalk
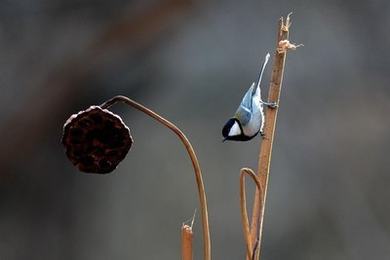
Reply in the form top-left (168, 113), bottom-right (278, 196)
top-left (182, 224), bottom-right (193, 260)
top-left (248, 14), bottom-right (293, 259)
top-left (100, 95), bottom-right (211, 260)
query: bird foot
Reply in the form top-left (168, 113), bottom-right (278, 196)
top-left (261, 101), bottom-right (278, 109)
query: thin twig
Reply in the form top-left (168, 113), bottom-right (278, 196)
top-left (182, 209), bottom-right (197, 229)
top-left (100, 95), bottom-right (211, 260)
top-left (248, 13), bottom-right (298, 260)
top-left (239, 168), bottom-right (263, 260)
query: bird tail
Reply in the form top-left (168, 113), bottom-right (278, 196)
top-left (254, 53), bottom-right (270, 93)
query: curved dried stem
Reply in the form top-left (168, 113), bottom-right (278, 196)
top-left (239, 168), bottom-right (263, 260)
top-left (100, 95), bottom-right (211, 260)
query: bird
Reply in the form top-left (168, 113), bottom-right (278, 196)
top-left (222, 53), bottom-right (276, 142)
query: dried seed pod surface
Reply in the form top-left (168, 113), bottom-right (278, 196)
top-left (62, 106), bottom-right (133, 174)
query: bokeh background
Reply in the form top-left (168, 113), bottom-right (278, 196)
top-left (1, 0), bottom-right (389, 259)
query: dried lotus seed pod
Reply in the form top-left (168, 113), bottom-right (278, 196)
top-left (62, 106), bottom-right (133, 174)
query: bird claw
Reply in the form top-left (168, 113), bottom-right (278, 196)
top-left (261, 101), bottom-right (278, 109)
top-left (267, 102), bottom-right (278, 109)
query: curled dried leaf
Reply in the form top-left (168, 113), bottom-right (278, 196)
top-left (277, 40), bottom-right (303, 53)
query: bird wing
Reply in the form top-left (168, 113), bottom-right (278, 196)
top-left (232, 53), bottom-right (270, 128)
top-left (234, 83), bottom-right (255, 125)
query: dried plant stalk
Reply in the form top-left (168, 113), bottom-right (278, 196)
top-left (100, 96), bottom-right (211, 260)
top-left (239, 168), bottom-right (263, 260)
top-left (247, 13), bottom-right (298, 259)
top-left (182, 224), bottom-right (193, 260)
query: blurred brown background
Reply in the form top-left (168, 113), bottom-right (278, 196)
top-left (0, 0), bottom-right (389, 259)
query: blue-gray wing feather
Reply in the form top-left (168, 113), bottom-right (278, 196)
top-left (234, 83), bottom-right (255, 125)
